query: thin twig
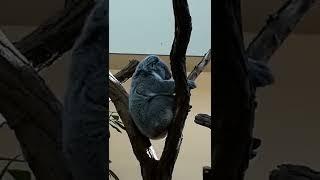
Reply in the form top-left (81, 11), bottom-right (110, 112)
top-left (114, 60), bottom-right (140, 83)
top-left (0, 155), bottom-right (21, 178)
top-left (187, 49), bottom-right (211, 81)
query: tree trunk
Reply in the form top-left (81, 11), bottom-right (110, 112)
top-left (212, 0), bottom-right (255, 179)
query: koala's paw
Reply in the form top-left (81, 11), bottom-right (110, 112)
top-left (187, 80), bottom-right (197, 89)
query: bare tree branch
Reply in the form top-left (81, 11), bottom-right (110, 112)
top-left (114, 60), bottom-right (140, 83)
top-left (0, 156), bottom-right (25, 163)
top-left (0, 122), bottom-right (7, 128)
top-left (270, 164), bottom-right (320, 180)
top-left (157, 0), bottom-right (192, 178)
top-left (0, 30), bottom-right (72, 180)
top-left (194, 114), bottom-right (211, 129)
top-left (14, 0), bottom-right (95, 71)
top-left (187, 49), bottom-right (211, 81)
top-left (246, 0), bottom-right (318, 63)
top-left (109, 72), bottom-right (158, 164)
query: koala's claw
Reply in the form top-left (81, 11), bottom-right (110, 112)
top-left (187, 80), bottom-right (197, 89)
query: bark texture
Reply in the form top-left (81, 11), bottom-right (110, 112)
top-left (213, 0), bottom-right (319, 179)
top-left (270, 164), bottom-right (320, 180)
top-left (0, 30), bottom-right (72, 180)
top-left (14, 0), bottom-right (95, 71)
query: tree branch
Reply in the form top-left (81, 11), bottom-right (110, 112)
top-left (14, 0), bottom-right (95, 71)
top-left (0, 30), bottom-right (72, 180)
top-left (158, 0), bottom-right (192, 178)
top-left (194, 114), bottom-right (211, 129)
top-left (114, 60), bottom-right (140, 83)
top-left (246, 0), bottom-right (318, 63)
top-left (187, 49), bottom-right (211, 81)
top-left (109, 72), bottom-right (158, 163)
top-left (0, 156), bottom-right (25, 163)
top-left (270, 164), bottom-right (320, 180)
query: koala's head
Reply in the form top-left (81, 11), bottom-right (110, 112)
top-left (134, 55), bottom-right (172, 80)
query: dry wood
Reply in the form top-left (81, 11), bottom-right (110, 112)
top-left (0, 30), bottom-right (72, 180)
top-left (114, 59), bottom-right (140, 82)
top-left (109, 72), bottom-right (158, 162)
top-left (270, 164), bottom-right (320, 180)
top-left (157, 0), bottom-right (193, 178)
top-left (246, 0), bottom-right (318, 62)
top-left (14, 0), bottom-right (95, 71)
top-left (194, 114), bottom-right (211, 129)
top-left (187, 49), bottom-right (211, 81)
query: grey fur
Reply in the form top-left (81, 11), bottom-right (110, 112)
top-left (62, 0), bottom-right (108, 179)
top-left (129, 55), bottom-right (196, 139)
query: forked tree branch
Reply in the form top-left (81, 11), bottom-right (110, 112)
top-left (114, 60), bottom-right (140, 83)
top-left (246, 0), bottom-right (318, 62)
top-left (0, 31), bottom-right (72, 180)
top-left (14, 0), bottom-right (95, 71)
top-left (157, 0), bottom-right (192, 177)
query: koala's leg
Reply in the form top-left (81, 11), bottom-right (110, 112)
top-left (144, 96), bottom-right (175, 139)
top-left (62, 0), bottom-right (108, 180)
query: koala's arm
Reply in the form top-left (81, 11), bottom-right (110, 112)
top-left (62, 1), bottom-right (108, 180)
top-left (153, 79), bottom-right (176, 94)
top-left (248, 58), bottom-right (274, 88)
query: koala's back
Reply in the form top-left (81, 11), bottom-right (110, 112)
top-left (129, 56), bottom-right (176, 139)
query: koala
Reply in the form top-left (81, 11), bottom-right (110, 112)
top-left (247, 58), bottom-right (274, 88)
top-left (129, 55), bottom-right (196, 139)
top-left (62, 0), bottom-right (108, 180)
